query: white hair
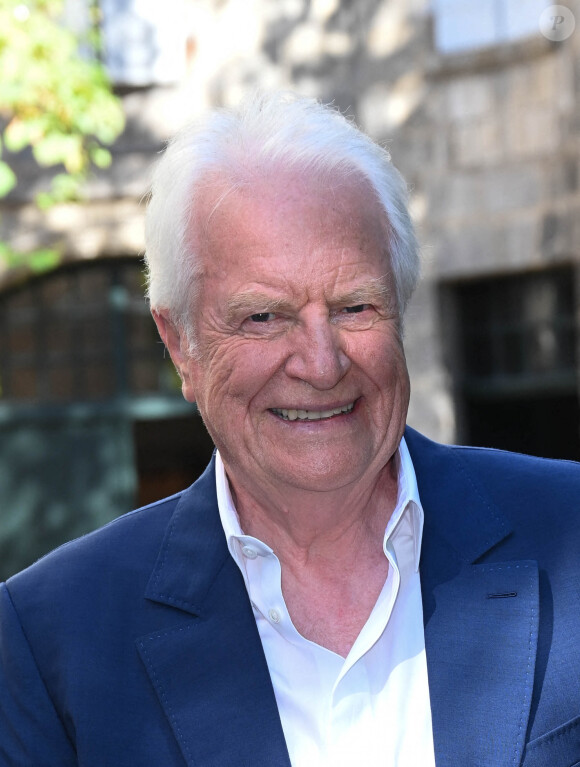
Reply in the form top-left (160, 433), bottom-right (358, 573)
top-left (144, 90), bottom-right (419, 342)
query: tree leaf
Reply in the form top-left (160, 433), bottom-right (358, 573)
top-left (32, 133), bottom-right (81, 168)
top-left (90, 146), bottom-right (112, 169)
top-left (0, 161), bottom-right (17, 196)
top-left (28, 248), bottom-right (61, 273)
top-left (0, 0), bottom-right (124, 271)
top-left (4, 118), bottom-right (44, 153)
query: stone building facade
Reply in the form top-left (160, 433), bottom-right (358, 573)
top-left (1, 0), bottom-right (578, 574)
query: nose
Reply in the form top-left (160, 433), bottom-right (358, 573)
top-left (284, 315), bottom-right (351, 390)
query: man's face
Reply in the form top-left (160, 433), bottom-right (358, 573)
top-left (167, 172), bottom-right (410, 495)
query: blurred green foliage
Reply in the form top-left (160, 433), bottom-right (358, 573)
top-left (0, 0), bottom-right (125, 272)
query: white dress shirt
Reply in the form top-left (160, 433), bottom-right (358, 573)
top-left (216, 438), bottom-right (436, 767)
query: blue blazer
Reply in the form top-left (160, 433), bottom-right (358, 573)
top-left (1, 428), bottom-right (579, 766)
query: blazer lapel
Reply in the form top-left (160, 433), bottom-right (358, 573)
top-left (406, 429), bottom-right (540, 767)
top-left (137, 460), bottom-right (291, 767)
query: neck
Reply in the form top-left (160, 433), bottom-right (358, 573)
top-left (224, 456), bottom-right (399, 565)
top-left (224, 456), bottom-right (400, 656)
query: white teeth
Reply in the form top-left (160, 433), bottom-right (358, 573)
top-left (272, 402), bottom-right (355, 421)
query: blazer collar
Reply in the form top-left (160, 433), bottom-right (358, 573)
top-left (406, 427), bottom-right (539, 767)
top-left (150, 429), bottom-right (513, 613)
top-left (404, 426), bottom-right (511, 565)
top-left (144, 456), bottom-right (230, 615)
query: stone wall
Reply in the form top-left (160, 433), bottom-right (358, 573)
top-left (2, 0), bottom-right (579, 445)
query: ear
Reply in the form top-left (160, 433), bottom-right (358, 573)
top-left (152, 309), bottom-right (198, 403)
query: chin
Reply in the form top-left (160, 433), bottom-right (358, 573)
top-left (276, 462), bottom-right (365, 493)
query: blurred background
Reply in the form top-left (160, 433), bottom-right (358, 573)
top-left (1, 0), bottom-right (579, 578)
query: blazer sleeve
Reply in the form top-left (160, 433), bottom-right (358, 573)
top-left (0, 583), bottom-right (77, 767)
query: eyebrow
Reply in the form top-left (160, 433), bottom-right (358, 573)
top-left (331, 278), bottom-right (393, 309)
top-left (225, 277), bottom-right (394, 323)
top-left (225, 293), bottom-right (291, 323)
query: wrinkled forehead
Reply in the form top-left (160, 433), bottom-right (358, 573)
top-left (188, 167), bottom-right (391, 265)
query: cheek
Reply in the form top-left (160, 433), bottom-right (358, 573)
top-left (381, 346), bottom-right (410, 396)
top-left (195, 340), bottom-right (285, 412)
top-left (348, 329), bottom-right (405, 376)
top-left (359, 338), bottom-right (410, 416)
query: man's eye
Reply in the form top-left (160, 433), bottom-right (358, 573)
top-left (343, 304), bottom-right (371, 314)
top-left (249, 312), bottom-right (276, 323)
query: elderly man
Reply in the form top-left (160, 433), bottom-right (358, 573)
top-left (1, 92), bottom-right (579, 767)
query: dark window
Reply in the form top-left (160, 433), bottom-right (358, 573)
top-left (0, 259), bottom-right (215, 578)
top-left (0, 258), bottom-right (181, 403)
top-left (133, 416), bottom-right (215, 507)
top-left (450, 266), bottom-right (580, 460)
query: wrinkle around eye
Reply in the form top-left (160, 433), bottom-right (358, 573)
top-left (330, 304), bottom-right (393, 332)
top-left (332, 303), bottom-right (377, 322)
top-left (342, 303), bottom-right (371, 314)
top-left (239, 312), bottom-right (291, 336)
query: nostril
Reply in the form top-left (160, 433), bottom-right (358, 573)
top-left (283, 320), bottom-right (350, 388)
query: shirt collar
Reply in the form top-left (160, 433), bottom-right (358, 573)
top-left (385, 436), bottom-right (424, 572)
top-left (215, 436), bottom-right (424, 572)
top-left (215, 453), bottom-right (273, 562)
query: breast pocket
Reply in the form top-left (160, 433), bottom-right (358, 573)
top-left (522, 715), bottom-right (580, 767)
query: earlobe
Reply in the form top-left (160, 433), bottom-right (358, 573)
top-left (151, 309), bottom-right (197, 403)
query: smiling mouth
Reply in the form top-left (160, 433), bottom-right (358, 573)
top-left (270, 402), bottom-right (356, 421)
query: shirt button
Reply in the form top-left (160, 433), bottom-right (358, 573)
top-left (268, 608), bottom-right (281, 624)
top-left (241, 545), bottom-right (258, 559)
